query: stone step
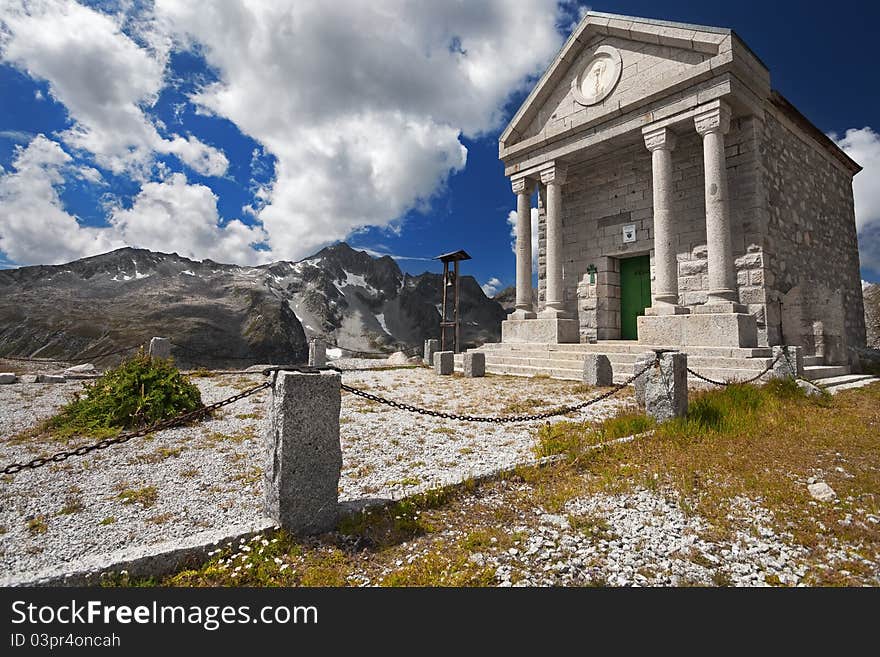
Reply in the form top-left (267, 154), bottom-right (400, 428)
top-left (803, 365), bottom-right (850, 381)
top-left (459, 351), bottom-right (773, 372)
top-left (802, 355), bottom-right (824, 367)
top-left (810, 374), bottom-right (879, 393)
top-left (476, 342), bottom-right (773, 358)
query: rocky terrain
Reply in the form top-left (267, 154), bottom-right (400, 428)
top-left (0, 243), bottom-right (505, 366)
top-left (864, 281), bottom-right (879, 348)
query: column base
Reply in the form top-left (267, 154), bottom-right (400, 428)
top-left (691, 301), bottom-right (748, 314)
top-left (502, 318), bottom-right (580, 344)
top-left (508, 309), bottom-right (537, 320)
top-left (538, 306), bottom-right (568, 319)
top-left (637, 311), bottom-right (757, 348)
top-left (645, 304), bottom-right (691, 316)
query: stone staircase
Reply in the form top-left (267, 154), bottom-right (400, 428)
top-left (452, 341), bottom-right (874, 388)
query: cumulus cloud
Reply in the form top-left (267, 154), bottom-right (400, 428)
top-left (0, 135), bottom-right (122, 264)
top-left (109, 173), bottom-right (268, 264)
top-left (0, 136), bottom-right (266, 266)
top-left (507, 206), bottom-right (541, 271)
top-left (481, 277), bottom-right (503, 297)
top-left (0, 0), bottom-right (228, 178)
top-left (833, 127), bottom-right (880, 274)
top-left (0, 0), bottom-right (568, 265)
top-left (154, 0), bottom-right (564, 260)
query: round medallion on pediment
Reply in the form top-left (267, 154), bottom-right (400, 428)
top-left (572, 45), bottom-right (623, 107)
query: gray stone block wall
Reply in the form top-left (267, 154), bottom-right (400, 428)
top-left (556, 117), bottom-right (765, 342)
top-left (759, 108), bottom-right (866, 360)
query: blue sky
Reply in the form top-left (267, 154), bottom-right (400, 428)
top-left (1, 0), bottom-right (878, 294)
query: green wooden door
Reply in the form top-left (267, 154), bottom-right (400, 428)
top-left (620, 255), bottom-right (652, 340)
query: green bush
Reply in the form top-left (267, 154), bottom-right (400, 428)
top-left (48, 351), bottom-right (203, 438)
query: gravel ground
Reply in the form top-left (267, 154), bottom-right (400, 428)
top-left (0, 364), bottom-right (633, 581)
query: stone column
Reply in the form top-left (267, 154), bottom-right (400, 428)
top-left (539, 163), bottom-right (567, 318)
top-left (511, 177), bottom-right (536, 319)
top-left (643, 126), bottom-right (687, 314)
top-left (695, 103), bottom-right (737, 307)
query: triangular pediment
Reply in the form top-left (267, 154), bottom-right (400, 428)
top-left (500, 12), bottom-right (766, 160)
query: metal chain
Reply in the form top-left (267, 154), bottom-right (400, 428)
top-left (2, 380), bottom-right (271, 476)
top-left (338, 358), bottom-right (657, 423)
top-left (686, 349), bottom-right (785, 387)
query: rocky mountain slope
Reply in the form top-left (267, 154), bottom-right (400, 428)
top-left (0, 243), bottom-right (505, 366)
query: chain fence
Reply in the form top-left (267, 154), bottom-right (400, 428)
top-left (685, 349), bottom-right (784, 387)
top-left (336, 357), bottom-right (657, 423)
top-left (2, 379), bottom-right (272, 476)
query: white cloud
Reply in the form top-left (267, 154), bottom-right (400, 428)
top-left (0, 0), bottom-right (227, 178)
top-left (834, 127), bottom-right (880, 273)
top-left (507, 206), bottom-right (540, 270)
top-left (481, 277), bottom-right (503, 297)
top-left (0, 1), bottom-right (568, 265)
top-left (0, 136), bottom-right (265, 266)
top-left (154, 0), bottom-right (565, 260)
top-left (109, 172), bottom-right (268, 264)
top-left (0, 135), bottom-right (122, 264)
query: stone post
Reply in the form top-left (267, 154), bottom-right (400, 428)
top-left (695, 103), bottom-right (736, 306)
top-left (633, 351), bottom-right (656, 409)
top-left (643, 126), bottom-right (686, 314)
top-left (511, 177), bottom-right (536, 319)
top-left (583, 354), bottom-right (613, 386)
top-left (645, 351), bottom-right (688, 421)
top-left (771, 345), bottom-right (803, 379)
top-left (308, 338), bottom-right (326, 367)
top-left (463, 352), bottom-right (485, 377)
top-left (434, 351), bottom-right (454, 375)
top-left (264, 370), bottom-right (341, 535)
top-left (539, 163), bottom-right (567, 318)
top-left (148, 337), bottom-right (171, 360)
top-left (424, 338), bottom-right (440, 366)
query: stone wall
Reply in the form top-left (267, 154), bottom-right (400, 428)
top-left (550, 115), bottom-right (765, 341)
top-left (759, 108), bottom-right (866, 360)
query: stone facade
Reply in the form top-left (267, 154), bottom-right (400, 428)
top-left (500, 11), bottom-right (864, 363)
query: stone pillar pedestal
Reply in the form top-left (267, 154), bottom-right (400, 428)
top-left (434, 351), bottom-right (454, 375)
top-left (424, 339), bottom-right (440, 366)
top-left (771, 345), bottom-right (804, 379)
top-left (463, 352), bottom-right (485, 377)
top-left (149, 337), bottom-right (171, 360)
top-left (308, 338), bottom-right (326, 367)
top-left (583, 354), bottom-right (613, 386)
top-left (501, 318), bottom-right (579, 343)
top-left (645, 351), bottom-right (688, 422)
top-left (637, 304), bottom-right (757, 348)
top-left (264, 370), bottom-right (341, 536)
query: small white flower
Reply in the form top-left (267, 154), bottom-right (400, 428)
top-left (279, 564), bottom-right (289, 571)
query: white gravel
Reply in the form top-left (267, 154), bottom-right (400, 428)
top-left (0, 365), bottom-right (632, 581)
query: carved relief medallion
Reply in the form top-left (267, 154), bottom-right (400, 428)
top-left (572, 45), bottom-right (623, 107)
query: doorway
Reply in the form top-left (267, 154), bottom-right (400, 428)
top-left (620, 255), bottom-right (651, 340)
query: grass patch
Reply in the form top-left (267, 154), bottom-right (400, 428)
top-left (117, 485), bottom-right (159, 507)
top-left (501, 398), bottom-right (550, 414)
top-left (188, 368), bottom-right (216, 378)
top-left (59, 496), bottom-right (85, 515)
top-left (27, 515), bottom-right (48, 534)
top-left (46, 351), bottom-right (203, 439)
top-left (99, 516), bottom-right (116, 525)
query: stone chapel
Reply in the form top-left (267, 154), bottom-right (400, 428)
top-left (498, 11), bottom-right (866, 373)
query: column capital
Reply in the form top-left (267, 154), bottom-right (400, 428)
top-left (643, 126), bottom-right (677, 152)
top-left (511, 177), bottom-right (534, 195)
top-left (539, 163), bottom-right (567, 185)
top-left (694, 102), bottom-right (731, 137)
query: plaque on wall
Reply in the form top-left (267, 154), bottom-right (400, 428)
top-left (571, 45), bottom-right (623, 107)
top-left (622, 223), bottom-right (636, 243)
